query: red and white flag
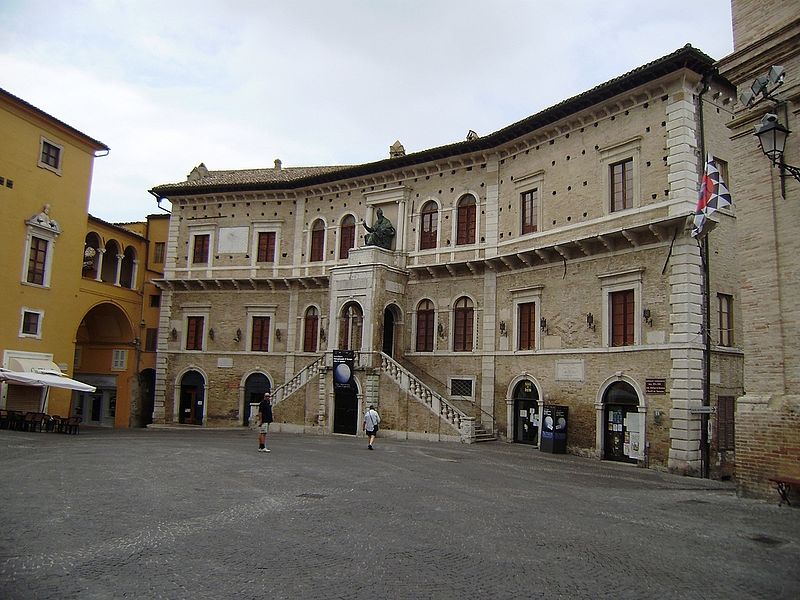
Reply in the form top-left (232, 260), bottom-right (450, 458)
top-left (692, 153), bottom-right (732, 238)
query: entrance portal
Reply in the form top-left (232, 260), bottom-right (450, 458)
top-left (513, 379), bottom-right (540, 445)
top-left (603, 381), bottom-right (640, 464)
top-left (179, 370), bottom-right (205, 425)
top-left (333, 383), bottom-right (359, 435)
top-left (243, 373), bottom-right (271, 426)
top-left (382, 306), bottom-right (395, 357)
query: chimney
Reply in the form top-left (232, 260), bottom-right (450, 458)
top-left (274, 158), bottom-right (282, 171)
top-left (389, 140), bottom-right (405, 158)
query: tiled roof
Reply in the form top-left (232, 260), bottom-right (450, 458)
top-left (160, 165), bottom-right (354, 191)
top-left (151, 45), bottom-right (729, 198)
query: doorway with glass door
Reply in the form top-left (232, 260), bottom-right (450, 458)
top-left (513, 379), bottom-right (540, 445)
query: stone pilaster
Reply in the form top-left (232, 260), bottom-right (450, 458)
top-left (668, 237), bottom-right (704, 475)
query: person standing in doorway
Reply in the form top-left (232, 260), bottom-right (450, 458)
top-left (363, 405), bottom-right (380, 450)
top-left (257, 392), bottom-right (273, 453)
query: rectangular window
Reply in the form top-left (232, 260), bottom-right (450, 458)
top-left (718, 293), bottom-right (733, 346)
top-left (449, 378), bottom-right (474, 398)
top-left (186, 316), bottom-right (204, 350)
top-left (251, 316), bottom-right (270, 352)
top-left (111, 349), bottom-right (128, 370)
top-left (192, 234), bottom-right (210, 264)
top-left (27, 236), bottom-right (48, 285)
top-left (149, 294), bottom-right (161, 308)
top-left (39, 139), bottom-right (62, 172)
top-left (610, 158), bottom-right (633, 212)
top-left (257, 232), bottom-right (276, 263)
top-left (713, 157), bottom-right (730, 190)
top-left (145, 328), bottom-right (158, 352)
top-left (518, 302), bottom-right (536, 350)
top-left (22, 311), bottom-right (41, 336)
top-left (717, 396), bottom-right (735, 451)
top-left (153, 242), bottom-right (165, 264)
top-left (610, 289), bottom-right (635, 346)
top-left (521, 189), bottom-right (538, 234)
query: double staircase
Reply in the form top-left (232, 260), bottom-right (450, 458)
top-left (271, 351), bottom-right (496, 443)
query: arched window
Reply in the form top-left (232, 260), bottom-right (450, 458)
top-left (119, 246), bottom-right (136, 288)
top-left (416, 299), bottom-right (435, 352)
top-left (303, 306), bottom-right (319, 353)
top-left (420, 201), bottom-right (438, 250)
top-left (83, 232), bottom-right (101, 279)
top-left (339, 215), bottom-right (356, 259)
top-left (101, 240), bottom-right (120, 283)
top-left (456, 195), bottom-right (476, 245)
top-left (310, 220), bottom-right (325, 262)
top-left (339, 302), bottom-right (363, 351)
top-left (453, 296), bottom-right (474, 352)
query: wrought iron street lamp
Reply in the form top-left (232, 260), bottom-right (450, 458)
top-left (754, 113), bottom-right (800, 182)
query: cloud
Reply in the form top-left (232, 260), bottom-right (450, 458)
top-left (0, 0), bottom-right (733, 222)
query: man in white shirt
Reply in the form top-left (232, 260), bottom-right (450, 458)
top-left (363, 405), bottom-right (380, 450)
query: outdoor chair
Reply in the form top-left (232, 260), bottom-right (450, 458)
top-left (64, 417), bottom-right (81, 434)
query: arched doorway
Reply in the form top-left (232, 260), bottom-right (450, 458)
top-left (243, 373), bottom-right (271, 426)
top-left (513, 379), bottom-right (540, 445)
top-left (179, 370), bottom-right (205, 425)
top-left (382, 305), bottom-right (397, 357)
top-left (140, 368), bottom-right (156, 427)
top-left (603, 381), bottom-right (640, 463)
top-left (73, 301), bottom-right (136, 428)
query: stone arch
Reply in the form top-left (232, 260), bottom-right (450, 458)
top-left (173, 366), bottom-right (208, 425)
top-left (595, 374), bottom-right (647, 463)
top-left (101, 239), bottom-right (121, 283)
top-left (338, 300), bottom-right (364, 351)
top-left (240, 370), bottom-right (272, 426)
top-left (119, 245), bottom-right (137, 288)
top-left (83, 232), bottom-right (102, 279)
top-left (505, 374), bottom-right (544, 444)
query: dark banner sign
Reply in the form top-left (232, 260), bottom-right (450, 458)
top-left (645, 379), bottom-right (667, 394)
top-left (333, 349), bottom-right (355, 391)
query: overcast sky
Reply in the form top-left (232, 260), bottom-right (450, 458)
top-left (1, 0), bottom-right (734, 223)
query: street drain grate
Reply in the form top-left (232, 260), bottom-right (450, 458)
top-left (746, 533), bottom-right (786, 546)
top-left (297, 492), bottom-right (326, 499)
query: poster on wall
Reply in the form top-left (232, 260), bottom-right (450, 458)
top-left (626, 412), bottom-right (645, 460)
top-left (333, 349), bottom-right (355, 391)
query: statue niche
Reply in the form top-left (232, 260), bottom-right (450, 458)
top-left (362, 208), bottom-right (395, 250)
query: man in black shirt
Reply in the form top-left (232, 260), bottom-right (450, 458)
top-left (257, 392), bottom-right (273, 453)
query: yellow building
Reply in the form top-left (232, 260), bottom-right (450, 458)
top-left (1, 87), bottom-right (168, 427)
top-left (73, 214), bottom-right (168, 427)
top-left (0, 87), bottom-right (108, 417)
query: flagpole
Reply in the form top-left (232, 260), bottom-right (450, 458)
top-left (701, 233), bottom-right (710, 479)
top-left (697, 76), bottom-right (711, 479)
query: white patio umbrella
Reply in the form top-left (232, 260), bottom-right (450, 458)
top-left (0, 368), bottom-right (96, 412)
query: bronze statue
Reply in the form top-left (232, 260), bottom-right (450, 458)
top-left (363, 208), bottom-right (395, 249)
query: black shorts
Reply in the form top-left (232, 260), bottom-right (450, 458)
top-left (366, 429), bottom-right (376, 436)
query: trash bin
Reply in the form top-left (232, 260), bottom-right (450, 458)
top-left (540, 405), bottom-right (568, 453)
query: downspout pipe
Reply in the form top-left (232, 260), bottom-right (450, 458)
top-left (148, 189), bottom-right (171, 213)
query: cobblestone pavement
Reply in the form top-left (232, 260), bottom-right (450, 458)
top-left (1, 428), bottom-right (798, 600)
